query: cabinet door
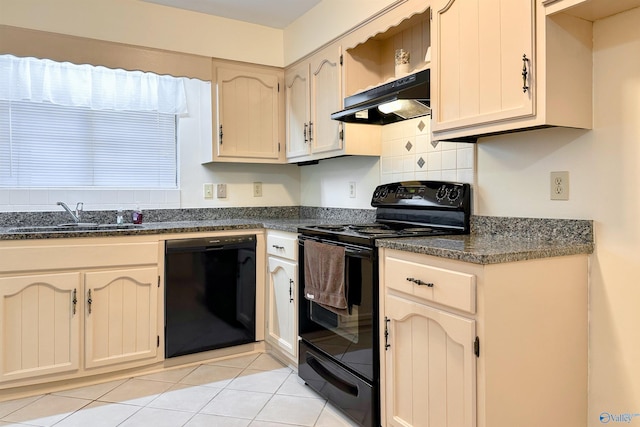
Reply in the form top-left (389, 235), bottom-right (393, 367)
top-left (384, 293), bottom-right (476, 427)
top-left (267, 257), bottom-right (297, 359)
top-left (285, 63), bottom-right (311, 160)
top-left (0, 273), bottom-right (81, 382)
top-left (309, 45), bottom-right (343, 154)
top-left (85, 267), bottom-right (158, 369)
top-left (216, 67), bottom-right (281, 160)
top-left (431, 0), bottom-right (534, 133)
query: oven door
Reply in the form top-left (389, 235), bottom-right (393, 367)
top-left (298, 235), bottom-right (377, 381)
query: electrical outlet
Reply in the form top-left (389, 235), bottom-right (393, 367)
top-left (253, 182), bottom-right (263, 197)
top-left (349, 182), bottom-right (356, 198)
top-left (550, 171), bottom-right (569, 200)
top-left (217, 183), bottom-right (227, 199)
top-left (203, 183), bottom-right (213, 200)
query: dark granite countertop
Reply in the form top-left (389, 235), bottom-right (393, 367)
top-left (377, 216), bottom-right (594, 265)
top-left (0, 218), bottom-right (379, 241)
top-left (376, 235), bottom-right (594, 265)
top-left (0, 209), bottom-right (594, 265)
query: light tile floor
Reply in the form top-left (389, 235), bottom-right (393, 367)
top-left (0, 353), bottom-right (360, 427)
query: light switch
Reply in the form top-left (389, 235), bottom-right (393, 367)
top-left (217, 183), bottom-right (227, 198)
top-left (203, 183), bottom-right (213, 200)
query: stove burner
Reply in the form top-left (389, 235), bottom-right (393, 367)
top-left (354, 228), bottom-right (394, 235)
top-left (312, 225), bottom-right (347, 231)
top-left (348, 224), bottom-right (391, 231)
top-left (401, 227), bottom-right (434, 233)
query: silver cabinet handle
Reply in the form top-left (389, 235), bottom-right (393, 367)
top-left (272, 244), bottom-right (284, 250)
top-left (406, 277), bottom-right (434, 287)
top-left (303, 123), bottom-right (308, 143)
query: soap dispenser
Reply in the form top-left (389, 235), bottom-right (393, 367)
top-left (132, 206), bottom-right (143, 224)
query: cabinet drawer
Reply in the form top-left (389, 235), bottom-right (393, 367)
top-left (266, 231), bottom-right (298, 260)
top-left (384, 254), bottom-right (476, 313)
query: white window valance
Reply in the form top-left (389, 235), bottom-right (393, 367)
top-left (0, 54), bottom-right (187, 114)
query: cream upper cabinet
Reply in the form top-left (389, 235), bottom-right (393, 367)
top-left (285, 44), bottom-right (344, 163)
top-left (431, 0), bottom-right (592, 141)
top-left (84, 267), bottom-right (158, 369)
top-left (0, 272), bottom-right (81, 383)
top-left (431, 0), bottom-right (534, 136)
top-left (285, 63), bottom-right (311, 160)
top-left (285, 43), bottom-right (382, 163)
top-left (309, 44), bottom-right (343, 156)
top-left (380, 248), bottom-right (588, 427)
top-left (212, 62), bottom-right (285, 163)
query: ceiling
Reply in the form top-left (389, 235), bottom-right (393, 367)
top-left (140, 0), bottom-right (323, 29)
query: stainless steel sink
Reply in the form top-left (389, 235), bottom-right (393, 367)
top-left (8, 223), bottom-right (144, 233)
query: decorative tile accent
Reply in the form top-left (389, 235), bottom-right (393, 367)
top-left (417, 120), bottom-right (426, 132)
top-left (431, 140), bottom-right (439, 149)
top-left (405, 141), bottom-right (413, 152)
top-left (417, 157), bottom-right (425, 169)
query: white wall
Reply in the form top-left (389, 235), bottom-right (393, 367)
top-left (475, 8), bottom-right (640, 425)
top-left (300, 156), bottom-right (380, 208)
top-left (0, 0), bottom-right (284, 66)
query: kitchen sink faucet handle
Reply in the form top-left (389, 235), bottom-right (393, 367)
top-left (75, 202), bottom-right (84, 220)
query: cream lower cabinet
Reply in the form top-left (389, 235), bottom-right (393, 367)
top-left (0, 272), bottom-right (81, 382)
top-left (0, 239), bottom-right (160, 389)
top-left (380, 248), bottom-right (588, 427)
top-left (267, 258), bottom-right (297, 359)
top-left (265, 230), bottom-right (298, 364)
top-left (84, 268), bottom-right (158, 369)
top-left (384, 294), bottom-right (476, 427)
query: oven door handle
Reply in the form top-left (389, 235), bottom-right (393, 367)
top-left (299, 237), bottom-right (373, 259)
top-left (306, 354), bottom-right (359, 397)
top-left (344, 247), bottom-right (373, 258)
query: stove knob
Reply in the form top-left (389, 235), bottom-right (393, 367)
top-left (448, 187), bottom-right (460, 202)
top-left (435, 185), bottom-right (448, 201)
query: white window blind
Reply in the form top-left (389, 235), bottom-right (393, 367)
top-left (0, 100), bottom-right (177, 188)
top-left (0, 55), bottom-right (184, 189)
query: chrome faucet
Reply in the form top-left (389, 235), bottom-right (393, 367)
top-left (57, 201), bottom-right (83, 223)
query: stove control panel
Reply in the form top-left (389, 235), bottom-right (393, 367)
top-left (371, 180), bottom-right (470, 208)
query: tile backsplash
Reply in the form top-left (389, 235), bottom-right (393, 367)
top-left (380, 117), bottom-right (476, 184)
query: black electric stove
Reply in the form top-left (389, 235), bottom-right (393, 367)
top-left (297, 180), bottom-right (471, 427)
top-left (298, 180), bottom-right (471, 246)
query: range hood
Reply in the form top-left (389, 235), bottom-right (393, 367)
top-left (331, 69), bottom-right (430, 125)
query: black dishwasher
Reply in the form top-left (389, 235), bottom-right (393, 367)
top-left (165, 235), bottom-right (256, 358)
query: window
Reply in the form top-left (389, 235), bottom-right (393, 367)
top-left (0, 55), bottom-right (187, 189)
